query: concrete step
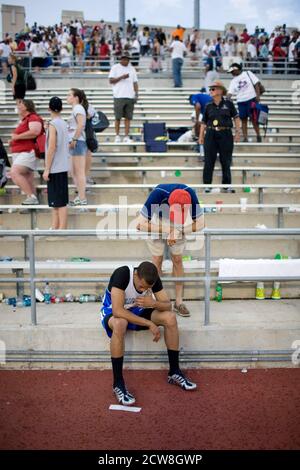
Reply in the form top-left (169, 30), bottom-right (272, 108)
top-left (0, 235), bottom-right (298, 258)
top-left (0, 301), bottom-right (299, 366)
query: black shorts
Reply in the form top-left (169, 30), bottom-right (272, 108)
top-left (32, 57), bottom-right (45, 68)
top-left (102, 308), bottom-right (154, 338)
top-left (14, 83), bottom-right (26, 100)
top-left (47, 171), bottom-right (69, 208)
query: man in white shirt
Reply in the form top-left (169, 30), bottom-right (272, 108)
top-left (247, 38), bottom-right (257, 59)
top-left (169, 36), bottom-right (187, 87)
top-left (227, 62), bottom-right (262, 142)
top-left (109, 52), bottom-right (139, 143)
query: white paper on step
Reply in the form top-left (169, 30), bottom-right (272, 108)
top-left (109, 404), bottom-right (141, 413)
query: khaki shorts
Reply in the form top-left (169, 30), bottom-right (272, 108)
top-left (12, 151), bottom-right (37, 171)
top-left (147, 236), bottom-right (186, 257)
top-left (114, 98), bottom-right (135, 120)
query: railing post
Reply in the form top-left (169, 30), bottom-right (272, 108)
top-left (204, 232), bottom-right (211, 326)
top-left (29, 233), bottom-right (37, 326)
top-left (277, 207), bottom-right (284, 228)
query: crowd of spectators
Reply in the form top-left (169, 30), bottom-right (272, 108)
top-left (0, 19), bottom-right (299, 73)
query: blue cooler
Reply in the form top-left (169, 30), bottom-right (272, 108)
top-left (143, 123), bottom-right (167, 152)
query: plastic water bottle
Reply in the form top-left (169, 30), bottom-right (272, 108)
top-left (215, 284), bottom-right (223, 302)
top-left (44, 283), bottom-right (52, 304)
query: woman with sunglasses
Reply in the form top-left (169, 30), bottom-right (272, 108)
top-left (199, 80), bottom-right (240, 193)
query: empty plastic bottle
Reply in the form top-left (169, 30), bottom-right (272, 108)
top-left (44, 282), bottom-right (52, 304)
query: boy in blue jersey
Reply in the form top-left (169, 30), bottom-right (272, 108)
top-left (136, 184), bottom-right (205, 317)
top-left (101, 261), bottom-right (197, 406)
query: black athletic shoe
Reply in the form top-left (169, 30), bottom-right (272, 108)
top-left (168, 372), bottom-right (197, 391)
top-left (113, 385), bottom-right (136, 405)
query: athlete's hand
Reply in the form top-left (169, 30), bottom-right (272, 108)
top-left (149, 322), bottom-right (160, 342)
top-left (134, 296), bottom-right (154, 308)
top-left (167, 228), bottom-right (181, 247)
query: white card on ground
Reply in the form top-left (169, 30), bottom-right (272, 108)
top-left (109, 404), bottom-right (141, 413)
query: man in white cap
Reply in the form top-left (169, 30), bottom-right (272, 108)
top-left (109, 52), bottom-right (139, 143)
top-left (227, 62), bottom-right (262, 142)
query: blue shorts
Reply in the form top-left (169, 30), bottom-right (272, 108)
top-left (101, 306), bottom-right (154, 338)
top-left (70, 140), bottom-right (87, 156)
top-left (237, 98), bottom-right (256, 120)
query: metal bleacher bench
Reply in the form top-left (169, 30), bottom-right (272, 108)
top-left (1, 203), bottom-right (299, 230)
top-left (0, 259), bottom-right (219, 298)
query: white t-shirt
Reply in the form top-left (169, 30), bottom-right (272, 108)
top-left (201, 44), bottom-right (210, 57)
top-left (60, 48), bottom-right (71, 65)
top-left (109, 63), bottom-right (138, 99)
top-left (0, 43), bottom-right (11, 58)
top-left (29, 42), bottom-right (46, 58)
top-left (170, 40), bottom-right (187, 59)
top-left (228, 70), bottom-right (259, 102)
top-left (67, 104), bottom-right (86, 141)
top-left (247, 43), bottom-right (257, 58)
top-left (289, 41), bottom-right (296, 61)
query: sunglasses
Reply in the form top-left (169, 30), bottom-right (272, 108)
top-left (209, 87), bottom-right (218, 91)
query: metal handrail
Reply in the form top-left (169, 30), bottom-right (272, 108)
top-left (3, 52), bottom-right (299, 75)
top-left (1, 228), bottom-right (300, 326)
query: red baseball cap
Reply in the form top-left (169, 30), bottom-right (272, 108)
top-left (168, 189), bottom-right (192, 225)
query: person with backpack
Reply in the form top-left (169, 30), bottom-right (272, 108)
top-left (66, 88), bottom-right (88, 205)
top-left (227, 62), bottom-right (262, 142)
top-left (43, 97), bottom-right (69, 229)
top-left (9, 99), bottom-right (44, 205)
top-left (8, 54), bottom-right (26, 101)
top-left (81, 90), bottom-right (97, 184)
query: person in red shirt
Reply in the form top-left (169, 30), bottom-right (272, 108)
top-left (99, 37), bottom-right (110, 71)
top-left (9, 99), bottom-right (43, 205)
top-left (240, 28), bottom-right (250, 44)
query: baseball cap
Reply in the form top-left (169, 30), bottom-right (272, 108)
top-left (168, 189), bottom-right (192, 225)
top-left (120, 51), bottom-right (131, 60)
top-left (227, 62), bottom-right (242, 73)
top-left (49, 96), bottom-right (63, 112)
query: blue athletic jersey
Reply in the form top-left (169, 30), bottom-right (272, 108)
top-left (189, 93), bottom-right (212, 108)
top-left (140, 183), bottom-right (203, 221)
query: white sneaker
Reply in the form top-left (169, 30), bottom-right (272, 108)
top-left (114, 135), bottom-right (121, 143)
top-left (22, 194), bottom-right (39, 205)
top-left (123, 136), bottom-right (134, 144)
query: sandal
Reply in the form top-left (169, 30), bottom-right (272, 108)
top-left (174, 303), bottom-right (190, 317)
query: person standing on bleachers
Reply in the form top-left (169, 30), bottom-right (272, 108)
top-left (43, 97), bottom-right (69, 229)
top-left (9, 99), bottom-right (44, 205)
top-left (169, 36), bottom-right (187, 88)
top-left (199, 80), bottom-right (240, 193)
top-left (8, 54), bottom-right (26, 101)
top-left (109, 52), bottom-right (139, 143)
top-left (227, 62), bottom-right (262, 142)
top-left (66, 88), bottom-right (88, 205)
top-left (137, 185), bottom-right (204, 318)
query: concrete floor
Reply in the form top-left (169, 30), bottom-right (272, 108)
top-left (1, 299), bottom-right (300, 328)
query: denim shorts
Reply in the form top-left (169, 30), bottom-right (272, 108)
top-left (237, 98), bottom-right (256, 120)
top-left (69, 140), bottom-right (88, 156)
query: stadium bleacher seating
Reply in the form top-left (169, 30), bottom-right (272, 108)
top-left (0, 85), bottom-right (299, 301)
